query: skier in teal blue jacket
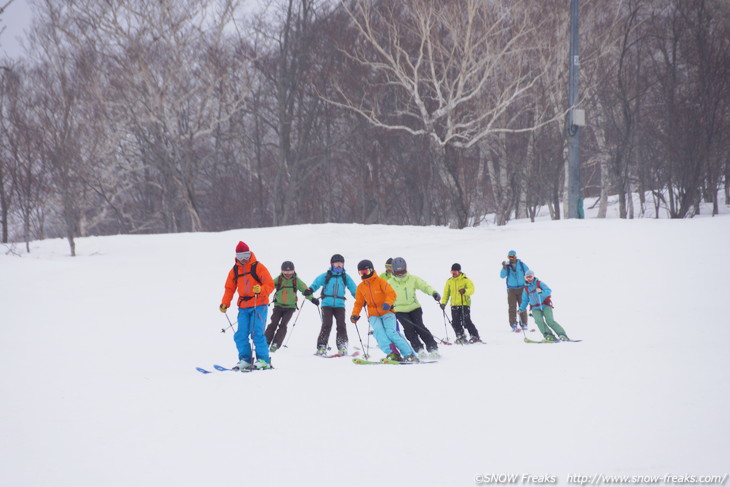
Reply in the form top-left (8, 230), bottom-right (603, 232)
top-left (500, 250), bottom-right (530, 332)
top-left (304, 254), bottom-right (358, 355)
top-left (519, 270), bottom-right (570, 342)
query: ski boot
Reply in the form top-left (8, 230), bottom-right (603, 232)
top-left (269, 344), bottom-right (279, 353)
top-left (511, 324), bottom-right (520, 332)
top-left (520, 322), bottom-right (528, 332)
top-left (558, 335), bottom-right (570, 341)
top-left (255, 359), bottom-right (273, 370)
top-left (427, 349), bottom-right (441, 360)
top-left (402, 354), bottom-right (420, 363)
top-left (383, 352), bottom-right (402, 362)
top-left (454, 335), bottom-right (468, 344)
top-left (315, 347), bottom-right (327, 356)
top-left (233, 359), bottom-right (252, 371)
top-left (543, 334), bottom-right (558, 343)
top-left (337, 348), bottom-right (347, 356)
top-left (469, 336), bottom-right (481, 344)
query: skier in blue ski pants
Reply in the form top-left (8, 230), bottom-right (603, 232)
top-left (234, 305), bottom-right (270, 363)
top-left (369, 313), bottom-right (414, 356)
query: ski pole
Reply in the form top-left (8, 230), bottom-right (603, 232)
top-left (353, 319), bottom-right (368, 359)
top-left (221, 312), bottom-right (236, 333)
top-left (283, 304), bottom-right (304, 349)
top-left (366, 320), bottom-right (372, 358)
top-left (441, 306), bottom-right (452, 343)
top-left (520, 317), bottom-right (528, 339)
top-left (251, 294), bottom-right (258, 355)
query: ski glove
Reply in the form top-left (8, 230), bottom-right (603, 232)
top-left (219, 304), bottom-right (228, 313)
top-left (303, 288), bottom-right (314, 296)
top-left (310, 297), bottom-right (320, 306)
top-left (253, 284), bottom-right (261, 294)
top-left (536, 288), bottom-right (543, 294)
top-left (458, 288), bottom-right (466, 295)
top-left (440, 303), bottom-right (446, 310)
top-left (350, 315), bottom-right (360, 324)
top-left (381, 303), bottom-right (392, 311)
top-left (432, 292), bottom-right (441, 302)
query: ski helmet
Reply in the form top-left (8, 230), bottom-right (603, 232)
top-left (392, 257), bottom-right (407, 276)
top-left (281, 261), bottom-right (295, 271)
top-left (451, 263), bottom-right (461, 271)
top-left (357, 259), bottom-right (374, 278)
top-left (330, 254), bottom-right (345, 264)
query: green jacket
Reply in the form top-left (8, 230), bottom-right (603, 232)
top-left (381, 269), bottom-right (393, 282)
top-left (389, 273), bottom-right (436, 313)
top-left (272, 274), bottom-right (312, 309)
top-left (441, 273), bottom-right (474, 307)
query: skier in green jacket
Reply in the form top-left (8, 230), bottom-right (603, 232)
top-left (382, 257), bottom-right (394, 282)
top-left (388, 257), bottom-right (442, 357)
top-left (265, 261), bottom-right (318, 352)
top-left (440, 263), bottom-right (481, 344)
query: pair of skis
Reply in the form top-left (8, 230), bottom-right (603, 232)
top-left (352, 357), bottom-right (437, 365)
top-left (523, 338), bottom-right (582, 344)
top-left (315, 351), bottom-right (361, 359)
top-left (196, 364), bottom-right (273, 374)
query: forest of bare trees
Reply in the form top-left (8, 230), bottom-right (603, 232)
top-left (1, 0), bottom-right (728, 254)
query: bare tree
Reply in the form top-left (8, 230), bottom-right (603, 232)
top-left (327, 0), bottom-right (560, 227)
top-left (47, 0), bottom-right (247, 233)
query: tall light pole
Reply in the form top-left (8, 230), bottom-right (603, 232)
top-left (567, 0), bottom-right (583, 219)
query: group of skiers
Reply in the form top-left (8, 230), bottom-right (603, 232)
top-left (219, 241), bottom-right (570, 370)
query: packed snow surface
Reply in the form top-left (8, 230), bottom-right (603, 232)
top-left (2, 214), bottom-right (729, 486)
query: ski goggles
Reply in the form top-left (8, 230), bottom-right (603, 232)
top-left (236, 251), bottom-right (251, 262)
top-left (525, 275), bottom-right (535, 281)
top-left (393, 269), bottom-right (407, 276)
top-left (358, 267), bottom-right (372, 276)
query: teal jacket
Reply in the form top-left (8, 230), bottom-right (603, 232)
top-left (500, 259), bottom-right (530, 289)
top-left (309, 269), bottom-right (358, 308)
top-left (519, 278), bottom-right (554, 312)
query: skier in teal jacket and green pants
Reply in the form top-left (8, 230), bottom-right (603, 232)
top-left (519, 270), bottom-right (570, 342)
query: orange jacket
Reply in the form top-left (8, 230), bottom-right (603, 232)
top-left (352, 271), bottom-right (396, 318)
top-left (221, 252), bottom-right (275, 309)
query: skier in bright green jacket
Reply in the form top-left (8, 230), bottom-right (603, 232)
top-left (264, 261), bottom-right (317, 352)
top-left (388, 257), bottom-right (442, 357)
top-left (381, 257), bottom-right (394, 282)
top-left (440, 263), bottom-right (481, 344)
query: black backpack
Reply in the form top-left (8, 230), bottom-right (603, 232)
top-left (232, 261), bottom-right (261, 285)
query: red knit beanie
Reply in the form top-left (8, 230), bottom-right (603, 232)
top-left (236, 241), bottom-right (251, 261)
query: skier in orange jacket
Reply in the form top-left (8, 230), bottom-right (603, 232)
top-left (350, 259), bottom-right (418, 362)
top-left (220, 241), bottom-right (275, 370)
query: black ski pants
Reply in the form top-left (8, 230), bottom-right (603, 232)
top-left (450, 306), bottom-right (480, 340)
top-left (395, 308), bottom-right (439, 353)
top-left (265, 306), bottom-right (296, 348)
top-left (317, 306), bottom-right (348, 350)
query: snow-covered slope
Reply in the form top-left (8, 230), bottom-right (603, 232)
top-left (1, 215), bottom-right (729, 486)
